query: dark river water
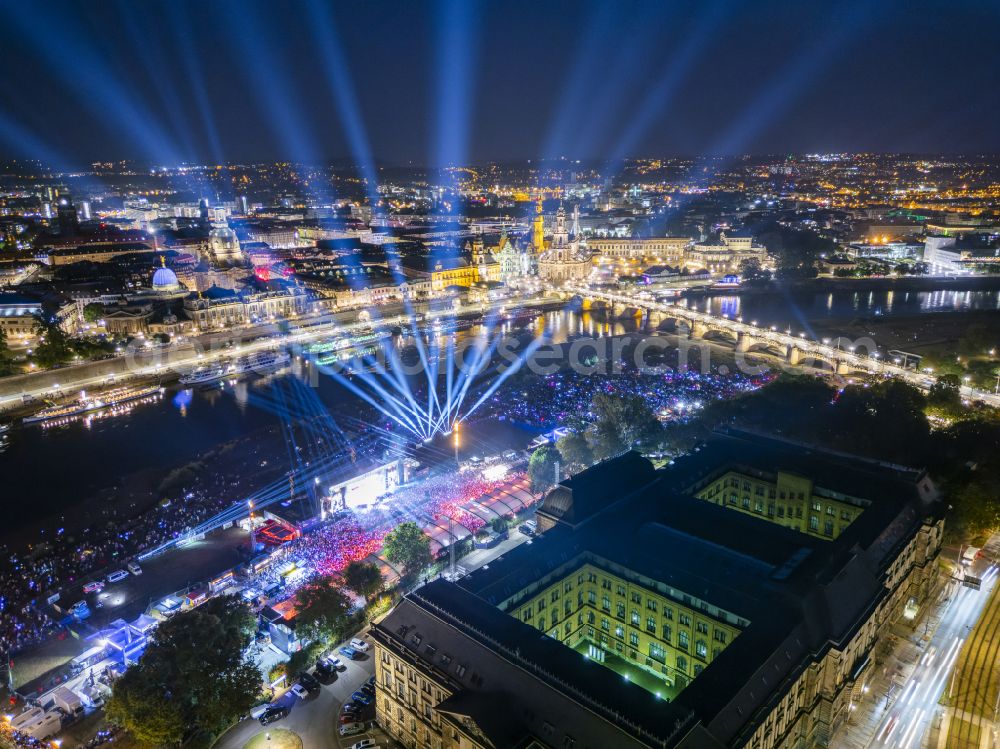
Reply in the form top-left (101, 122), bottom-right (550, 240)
top-left (690, 288), bottom-right (1000, 327)
top-left (2, 288), bottom-right (997, 532)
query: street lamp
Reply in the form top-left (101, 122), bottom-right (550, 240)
top-left (248, 500), bottom-right (256, 550)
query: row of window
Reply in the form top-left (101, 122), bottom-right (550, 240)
top-left (587, 628), bottom-right (707, 677)
top-left (529, 594), bottom-right (730, 642)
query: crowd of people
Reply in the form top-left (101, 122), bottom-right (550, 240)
top-left (479, 367), bottom-right (770, 427)
top-left (0, 417), bottom-right (392, 656)
top-left (0, 437), bottom-right (276, 654)
top-left (250, 515), bottom-right (387, 591)
top-left (244, 464), bottom-right (529, 595)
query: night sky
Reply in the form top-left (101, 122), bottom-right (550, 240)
top-left (0, 0), bottom-right (998, 166)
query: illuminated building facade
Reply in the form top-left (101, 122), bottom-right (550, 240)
top-left (45, 241), bottom-right (157, 266)
top-left (182, 286), bottom-right (311, 330)
top-left (372, 435), bottom-right (943, 749)
top-left (538, 203), bottom-right (592, 284)
top-left (588, 236), bottom-right (692, 263)
top-left (465, 236), bottom-right (502, 283)
top-left (208, 226), bottom-right (243, 265)
top-left (491, 230), bottom-right (533, 281)
top-left (687, 232), bottom-right (767, 273)
top-left (0, 292), bottom-right (44, 340)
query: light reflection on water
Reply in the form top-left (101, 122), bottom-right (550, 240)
top-left (697, 289), bottom-right (1000, 325)
top-left (5, 289), bottom-right (997, 530)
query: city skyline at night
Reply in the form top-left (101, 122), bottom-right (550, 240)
top-left (2, 3), bottom-right (1000, 749)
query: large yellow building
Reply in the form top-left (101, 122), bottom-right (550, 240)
top-left (692, 469), bottom-right (861, 540)
top-left (587, 236), bottom-right (692, 263)
top-left (372, 435), bottom-right (944, 749)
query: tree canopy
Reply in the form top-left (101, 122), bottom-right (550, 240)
top-left (383, 521), bottom-right (433, 578)
top-left (756, 225), bottom-right (831, 278)
top-left (528, 444), bottom-right (560, 495)
top-left (0, 327), bottom-right (15, 376)
top-left (295, 575), bottom-right (353, 642)
top-left (105, 596), bottom-right (260, 746)
top-left (32, 315), bottom-right (73, 369)
top-left (556, 431), bottom-right (593, 472)
top-left (82, 302), bottom-right (105, 323)
top-left (342, 560), bottom-right (385, 602)
top-left (588, 392), bottom-right (663, 459)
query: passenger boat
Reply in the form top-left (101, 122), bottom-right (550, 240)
top-left (232, 349), bottom-right (290, 374)
top-left (24, 384), bottom-right (163, 424)
top-left (178, 363), bottom-right (228, 386)
top-left (307, 330), bottom-right (390, 355)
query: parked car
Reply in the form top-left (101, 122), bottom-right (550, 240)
top-left (339, 712), bottom-right (361, 724)
top-left (83, 581), bottom-right (104, 594)
top-left (106, 570), bottom-right (129, 584)
top-left (350, 690), bottom-right (372, 705)
top-left (339, 722), bottom-right (365, 737)
top-left (127, 561), bottom-right (142, 575)
top-left (314, 659), bottom-right (334, 678)
top-left (338, 646), bottom-right (358, 659)
top-left (259, 706), bottom-right (289, 725)
top-left (349, 637), bottom-right (370, 652)
top-left (518, 523), bottom-right (535, 537)
top-left (290, 683), bottom-right (309, 699)
top-left (341, 701), bottom-right (363, 714)
top-left (365, 675), bottom-right (376, 687)
top-left (297, 671), bottom-right (321, 692)
top-left (249, 703), bottom-right (272, 720)
top-left (322, 654), bottom-right (346, 671)
top-left (350, 740), bottom-right (377, 749)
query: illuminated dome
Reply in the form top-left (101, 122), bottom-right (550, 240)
top-left (152, 266), bottom-right (181, 292)
top-left (209, 226), bottom-right (237, 242)
top-left (208, 226), bottom-right (242, 263)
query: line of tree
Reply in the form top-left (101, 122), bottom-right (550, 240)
top-left (668, 374), bottom-right (1000, 542)
top-left (756, 224), bottom-right (834, 278)
top-left (0, 327), bottom-right (14, 376)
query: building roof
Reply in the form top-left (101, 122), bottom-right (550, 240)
top-left (388, 433), bottom-right (943, 748)
top-left (48, 242), bottom-right (154, 256)
top-left (0, 292), bottom-right (42, 307)
top-left (537, 450), bottom-right (655, 528)
top-left (375, 582), bottom-right (699, 749)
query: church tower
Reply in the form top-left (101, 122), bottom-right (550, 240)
top-left (531, 196), bottom-right (545, 253)
top-left (469, 236), bottom-right (486, 265)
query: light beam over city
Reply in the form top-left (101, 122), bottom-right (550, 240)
top-left (0, 3), bottom-right (998, 749)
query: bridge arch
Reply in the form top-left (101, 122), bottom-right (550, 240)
top-left (793, 351), bottom-right (839, 372)
top-left (741, 339), bottom-right (788, 359)
top-left (700, 326), bottom-right (739, 344)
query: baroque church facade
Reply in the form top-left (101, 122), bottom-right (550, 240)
top-left (537, 200), bottom-right (592, 284)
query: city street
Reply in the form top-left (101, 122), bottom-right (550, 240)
top-left (0, 297), bottom-right (554, 411)
top-left (835, 549), bottom-right (999, 749)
